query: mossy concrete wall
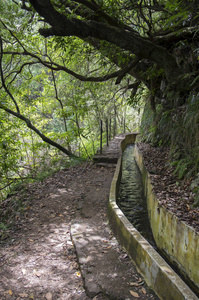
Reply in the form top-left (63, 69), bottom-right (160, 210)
top-left (134, 145), bottom-right (199, 293)
top-left (120, 133), bottom-right (138, 152)
top-left (108, 133), bottom-right (198, 300)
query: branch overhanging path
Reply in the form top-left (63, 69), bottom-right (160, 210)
top-left (28, 0), bottom-right (181, 82)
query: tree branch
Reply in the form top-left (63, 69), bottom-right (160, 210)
top-left (3, 49), bottom-right (131, 84)
top-left (0, 36), bottom-right (20, 113)
top-left (0, 41), bottom-right (77, 158)
top-left (115, 57), bottom-right (140, 84)
top-left (28, 0), bottom-right (181, 82)
top-left (64, 0), bottom-right (136, 32)
top-left (51, 69), bottom-right (68, 132)
top-left (154, 26), bottom-right (199, 47)
top-left (0, 102), bottom-right (77, 157)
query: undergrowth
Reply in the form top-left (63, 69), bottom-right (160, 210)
top-left (140, 93), bottom-right (199, 180)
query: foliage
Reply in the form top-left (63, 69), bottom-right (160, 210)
top-left (0, 1), bottom-right (141, 200)
top-left (141, 92), bottom-right (199, 179)
top-left (0, 0), bottom-right (199, 199)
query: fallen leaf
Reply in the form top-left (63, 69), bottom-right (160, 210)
top-left (45, 292), bottom-right (52, 300)
top-left (136, 278), bottom-right (144, 285)
top-left (38, 252), bottom-right (46, 256)
top-left (120, 254), bottom-right (128, 260)
top-left (22, 268), bottom-right (26, 275)
top-left (141, 288), bottom-right (146, 294)
top-left (76, 271), bottom-right (81, 277)
top-left (18, 293), bottom-right (29, 298)
top-left (67, 241), bottom-right (73, 246)
top-left (130, 282), bottom-right (140, 287)
top-left (130, 290), bottom-right (139, 297)
top-left (33, 269), bottom-right (41, 277)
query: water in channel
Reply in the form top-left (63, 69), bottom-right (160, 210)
top-left (117, 144), bottom-right (156, 247)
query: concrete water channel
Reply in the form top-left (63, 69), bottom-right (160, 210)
top-left (108, 133), bottom-right (199, 300)
top-left (117, 144), bottom-right (156, 247)
top-left (117, 144), bottom-right (199, 297)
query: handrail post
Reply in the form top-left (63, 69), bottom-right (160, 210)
top-left (113, 116), bottom-right (116, 137)
top-left (109, 118), bottom-right (111, 140)
top-left (106, 118), bottom-right (109, 146)
top-left (100, 120), bottom-right (103, 154)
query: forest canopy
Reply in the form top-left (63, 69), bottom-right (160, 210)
top-left (0, 0), bottom-right (199, 197)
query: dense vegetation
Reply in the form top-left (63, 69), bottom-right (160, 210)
top-left (0, 0), bottom-right (199, 200)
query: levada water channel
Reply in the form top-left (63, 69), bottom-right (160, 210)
top-left (117, 144), bottom-right (199, 297)
top-left (117, 144), bottom-right (156, 247)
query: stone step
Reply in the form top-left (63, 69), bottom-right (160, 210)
top-left (93, 134), bottom-right (125, 164)
top-left (93, 155), bottom-right (119, 164)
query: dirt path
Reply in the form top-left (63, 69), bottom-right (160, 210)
top-left (0, 162), bottom-right (158, 300)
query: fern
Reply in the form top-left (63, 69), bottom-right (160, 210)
top-left (173, 158), bottom-right (192, 179)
